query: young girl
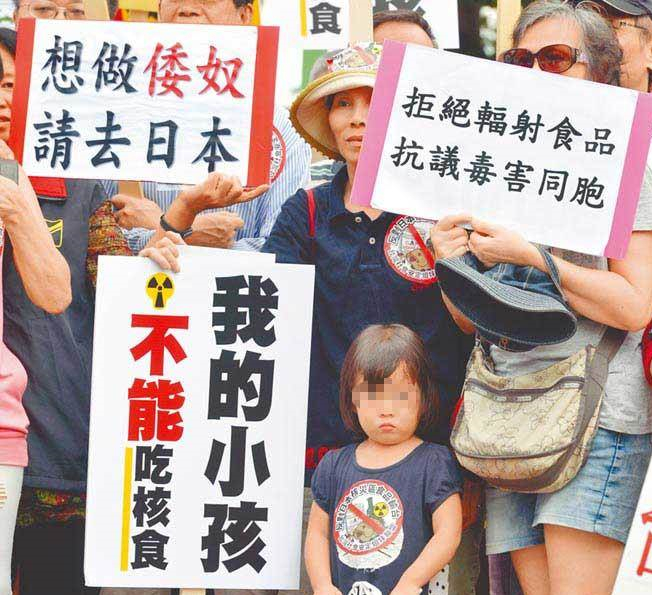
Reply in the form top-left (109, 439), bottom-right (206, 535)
top-left (305, 324), bottom-right (463, 595)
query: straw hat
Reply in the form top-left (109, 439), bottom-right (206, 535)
top-left (290, 43), bottom-right (382, 160)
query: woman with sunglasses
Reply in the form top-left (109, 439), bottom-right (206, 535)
top-left (431, 2), bottom-right (652, 595)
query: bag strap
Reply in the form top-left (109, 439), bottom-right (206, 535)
top-left (306, 188), bottom-right (316, 239)
top-left (595, 326), bottom-right (627, 364)
top-left (536, 246), bottom-right (569, 305)
top-left (306, 188), bottom-right (316, 260)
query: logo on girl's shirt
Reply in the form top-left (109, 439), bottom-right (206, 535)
top-left (333, 479), bottom-right (404, 569)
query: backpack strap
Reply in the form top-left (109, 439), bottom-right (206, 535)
top-left (306, 188), bottom-right (316, 239)
top-left (306, 188), bottom-right (316, 259)
top-left (596, 326), bottom-right (627, 364)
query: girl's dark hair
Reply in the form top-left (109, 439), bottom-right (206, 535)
top-left (339, 324), bottom-right (439, 439)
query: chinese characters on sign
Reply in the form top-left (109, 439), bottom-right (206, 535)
top-left (12, 19), bottom-right (278, 186)
top-left (85, 249), bottom-right (314, 589)
top-left (351, 41), bottom-right (652, 258)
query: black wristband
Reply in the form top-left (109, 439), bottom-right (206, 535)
top-left (160, 213), bottom-right (193, 239)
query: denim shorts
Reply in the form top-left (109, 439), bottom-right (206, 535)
top-left (485, 427), bottom-right (652, 554)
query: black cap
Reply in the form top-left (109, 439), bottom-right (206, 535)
top-left (595, 0), bottom-right (652, 16)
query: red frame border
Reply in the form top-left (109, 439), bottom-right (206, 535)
top-left (248, 26), bottom-right (278, 187)
top-left (9, 17), bottom-right (35, 165)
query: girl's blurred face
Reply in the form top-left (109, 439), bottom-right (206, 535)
top-left (353, 364), bottom-right (421, 446)
top-left (328, 86), bottom-right (372, 166)
top-left (0, 46), bottom-right (14, 143)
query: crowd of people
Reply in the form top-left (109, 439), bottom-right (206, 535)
top-left (0, 1), bottom-right (652, 595)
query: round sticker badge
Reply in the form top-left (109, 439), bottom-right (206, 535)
top-left (269, 126), bottom-right (287, 184)
top-left (333, 479), bottom-right (404, 570)
top-left (384, 216), bottom-right (437, 285)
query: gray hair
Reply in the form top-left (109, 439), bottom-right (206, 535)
top-left (512, 0), bottom-right (622, 86)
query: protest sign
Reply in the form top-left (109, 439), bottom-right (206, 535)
top-left (10, 19), bottom-right (278, 186)
top-left (85, 247), bottom-right (314, 589)
top-left (351, 41), bottom-right (652, 258)
top-left (613, 459), bottom-right (652, 594)
top-left (372, 0), bottom-right (459, 49)
top-left (262, 0), bottom-right (372, 107)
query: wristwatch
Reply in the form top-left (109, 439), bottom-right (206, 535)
top-left (160, 213), bottom-right (193, 239)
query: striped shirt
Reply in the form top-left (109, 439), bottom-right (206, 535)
top-left (102, 107), bottom-right (311, 253)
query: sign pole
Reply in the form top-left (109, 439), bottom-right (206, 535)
top-left (496, 0), bottom-right (522, 56)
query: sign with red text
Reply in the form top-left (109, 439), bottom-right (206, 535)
top-left (351, 41), bottom-right (652, 258)
top-left (613, 460), bottom-right (652, 595)
top-left (10, 19), bottom-right (278, 186)
top-left (85, 247), bottom-right (314, 589)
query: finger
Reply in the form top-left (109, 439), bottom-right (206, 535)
top-left (163, 231), bottom-right (184, 246)
top-left (435, 213), bottom-right (472, 232)
top-left (447, 227), bottom-right (469, 241)
top-left (449, 245), bottom-right (469, 258)
top-left (230, 216), bottom-right (244, 229)
top-left (140, 248), bottom-right (174, 271)
top-left (111, 195), bottom-right (127, 209)
top-left (215, 174), bottom-right (234, 199)
top-left (470, 217), bottom-right (499, 236)
top-left (240, 184), bottom-right (269, 203)
top-left (227, 177), bottom-right (243, 203)
top-left (156, 239), bottom-right (180, 258)
top-left (158, 246), bottom-right (180, 272)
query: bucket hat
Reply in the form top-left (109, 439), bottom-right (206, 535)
top-left (290, 43), bottom-right (382, 160)
top-left (435, 248), bottom-right (577, 352)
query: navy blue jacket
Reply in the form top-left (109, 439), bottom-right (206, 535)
top-left (263, 169), bottom-right (472, 485)
top-left (3, 180), bottom-right (106, 492)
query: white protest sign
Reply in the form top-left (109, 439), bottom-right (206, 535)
top-left (613, 459), bottom-right (652, 594)
top-left (85, 248), bottom-right (314, 589)
top-left (373, 0), bottom-right (460, 49)
top-left (262, 1), bottom-right (372, 107)
top-left (10, 19), bottom-right (278, 186)
top-left (352, 41), bottom-right (652, 258)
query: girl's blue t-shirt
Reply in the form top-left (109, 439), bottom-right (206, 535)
top-left (311, 442), bottom-right (462, 595)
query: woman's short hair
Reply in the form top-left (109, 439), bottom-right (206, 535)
top-left (339, 324), bottom-right (439, 439)
top-left (373, 8), bottom-right (438, 48)
top-left (512, 0), bottom-right (622, 86)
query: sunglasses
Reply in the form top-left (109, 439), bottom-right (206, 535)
top-left (500, 44), bottom-right (588, 74)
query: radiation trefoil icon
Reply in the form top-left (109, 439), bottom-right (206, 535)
top-left (146, 273), bottom-right (175, 309)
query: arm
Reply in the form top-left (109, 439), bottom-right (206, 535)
top-left (145, 173), bottom-right (267, 249)
top-left (305, 503), bottom-right (341, 595)
top-left (233, 117), bottom-right (312, 251)
top-left (3, 164), bottom-right (71, 313)
top-left (469, 219), bottom-right (652, 332)
top-left (391, 494), bottom-right (463, 595)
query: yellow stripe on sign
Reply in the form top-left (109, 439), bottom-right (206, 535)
top-left (252, 0), bottom-right (260, 25)
top-left (300, 0), bottom-right (308, 37)
top-left (120, 447), bottom-right (134, 572)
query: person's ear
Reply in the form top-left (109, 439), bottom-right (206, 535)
top-left (239, 3), bottom-right (253, 25)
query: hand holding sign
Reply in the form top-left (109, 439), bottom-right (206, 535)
top-left (139, 231), bottom-right (184, 273)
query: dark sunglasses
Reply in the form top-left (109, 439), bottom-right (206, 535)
top-left (500, 44), bottom-right (588, 74)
